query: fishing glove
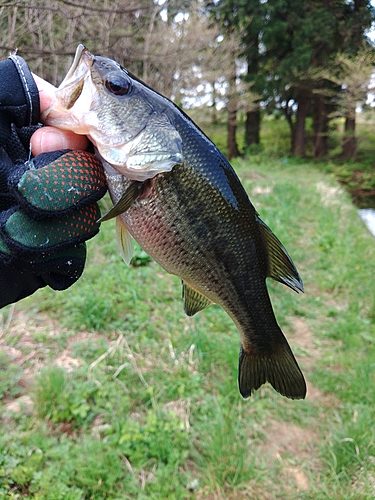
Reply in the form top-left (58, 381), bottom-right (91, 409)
top-left (0, 54), bottom-right (107, 308)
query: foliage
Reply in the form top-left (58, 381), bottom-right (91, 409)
top-left (331, 47), bottom-right (375, 119)
top-left (213, 0), bottom-right (375, 156)
top-left (32, 366), bottom-right (99, 426)
top-left (0, 352), bottom-right (23, 399)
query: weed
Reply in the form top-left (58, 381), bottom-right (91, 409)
top-left (32, 366), bottom-right (99, 426)
top-left (0, 352), bottom-right (23, 399)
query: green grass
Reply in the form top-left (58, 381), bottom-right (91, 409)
top-left (2, 138), bottom-right (375, 497)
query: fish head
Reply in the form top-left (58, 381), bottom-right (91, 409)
top-left (42, 44), bottom-right (183, 181)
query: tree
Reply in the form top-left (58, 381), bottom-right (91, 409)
top-left (0, 0), bottom-right (217, 104)
top-left (226, 31), bottom-right (241, 159)
top-left (338, 0), bottom-right (374, 158)
top-left (208, 2), bottom-right (244, 158)
top-left (240, 2), bottom-right (267, 148)
top-left (331, 49), bottom-right (375, 158)
top-left (261, 0), bottom-right (350, 156)
top-left (0, 1), bottom-right (158, 84)
top-left (210, 0), bottom-right (267, 150)
top-left (2, 0), bottom-right (373, 162)
top-left (255, 0), bottom-right (374, 158)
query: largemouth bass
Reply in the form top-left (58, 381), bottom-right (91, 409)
top-left (43, 44), bottom-right (306, 399)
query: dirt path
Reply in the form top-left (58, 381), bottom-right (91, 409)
top-left (257, 316), bottom-right (341, 497)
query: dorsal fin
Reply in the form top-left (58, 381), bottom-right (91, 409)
top-left (257, 218), bottom-right (304, 293)
top-left (182, 280), bottom-right (213, 316)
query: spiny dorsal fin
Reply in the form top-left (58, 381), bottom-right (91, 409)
top-left (257, 218), bottom-right (304, 293)
top-left (116, 216), bottom-right (134, 266)
top-left (98, 181), bottom-right (143, 222)
top-left (182, 280), bottom-right (213, 316)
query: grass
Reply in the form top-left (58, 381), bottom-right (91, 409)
top-left (1, 118), bottom-right (375, 497)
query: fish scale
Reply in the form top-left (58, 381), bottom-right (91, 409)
top-left (43, 44), bottom-right (306, 400)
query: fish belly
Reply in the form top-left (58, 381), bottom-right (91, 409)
top-left (118, 166), bottom-right (259, 311)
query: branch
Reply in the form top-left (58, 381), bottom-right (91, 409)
top-left (0, 0), bottom-right (150, 15)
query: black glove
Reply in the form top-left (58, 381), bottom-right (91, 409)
top-left (0, 54), bottom-right (107, 308)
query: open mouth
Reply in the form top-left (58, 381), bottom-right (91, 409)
top-left (54, 45), bottom-right (95, 110)
top-left (58, 44), bottom-right (94, 89)
top-left (61, 44), bottom-right (88, 83)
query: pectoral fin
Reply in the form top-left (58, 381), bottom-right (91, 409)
top-left (258, 218), bottom-right (304, 293)
top-left (116, 217), bottom-right (134, 266)
top-left (182, 280), bottom-right (213, 316)
top-left (98, 181), bottom-right (144, 222)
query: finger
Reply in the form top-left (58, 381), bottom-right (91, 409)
top-left (30, 126), bottom-right (90, 155)
top-left (32, 73), bottom-right (56, 113)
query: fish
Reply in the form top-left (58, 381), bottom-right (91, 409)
top-left (42, 44), bottom-right (306, 400)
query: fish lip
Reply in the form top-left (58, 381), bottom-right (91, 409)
top-left (57, 44), bottom-right (94, 91)
top-left (62, 44), bottom-right (90, 83)
top-left (41, 44), bottom-right (94, 122)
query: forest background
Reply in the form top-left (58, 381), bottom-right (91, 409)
top-left (1, 0), bottom-right (374, 162)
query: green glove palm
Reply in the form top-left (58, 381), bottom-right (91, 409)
top-left (1, 149), bottom-right (106, 257)
top-left (0, 149), bottom-right (107, 304)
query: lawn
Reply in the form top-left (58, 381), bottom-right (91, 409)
top-left (1, 151), bottom-right (375, 499)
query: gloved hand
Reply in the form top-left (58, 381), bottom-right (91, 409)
top-left (0, 148), bottom-right (107, 307)
top-left (0, 53), bottom-right (107, 308)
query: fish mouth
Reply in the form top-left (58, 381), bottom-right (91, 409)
top-left (61, 44), bottom-right (93, 86)
top-left (42, 45), bottom-right (94, 120)
top-left (57, 45), bottom-right (94, 109)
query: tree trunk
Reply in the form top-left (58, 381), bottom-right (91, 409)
top-left (293, 91), bottom-right (309, 157)
top-left (342, 116), bottom-right (357, 159)
top-left (245, 107), bottom-right (260, 147)
top-left (211, 81), bottom-right (218, 125)
top-left (313, 94), bottom-right (329, 158)
top-left (283, 104), bottom-right (295, 153)
top-left (227, 45), bottom-right (240, 160)
top-left (245, 41), bottom-right (260, 147)
top-left (227, 103), bottom-right (240, 160)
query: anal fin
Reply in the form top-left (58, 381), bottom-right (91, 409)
top-left (182, 280), bottom-right (213, 316)
top-left (116, 217), bottom-right (134, 266)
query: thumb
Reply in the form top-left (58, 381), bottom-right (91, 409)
top-left (31, 126), bottom-right (89, 155)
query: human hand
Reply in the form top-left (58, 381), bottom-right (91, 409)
top-left (30, 73), bottom-right (89, 155)
top-left (0, 58), bottom-right (106, 308)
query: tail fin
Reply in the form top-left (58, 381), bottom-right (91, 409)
top-left (238, 342), bottom-right (306, 400)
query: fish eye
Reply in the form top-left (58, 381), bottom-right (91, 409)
top-left (104, 72), bottom-right (132, 96)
